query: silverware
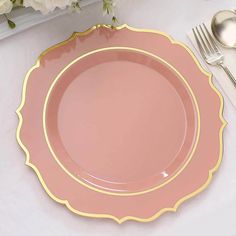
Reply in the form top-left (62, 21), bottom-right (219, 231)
top-left (192, 23), bottom-right (236, 87)
top-left (211, 10), bottom-right (236, 48)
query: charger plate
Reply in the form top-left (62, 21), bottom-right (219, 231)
top-left (17, 24), bottom-right (226, 223)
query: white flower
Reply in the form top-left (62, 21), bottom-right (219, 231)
top-left (24, 0), bottom-right (74, 14)
top-left (0, 0), bottom-right (13, 15)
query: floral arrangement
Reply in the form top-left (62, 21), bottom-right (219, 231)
top-left (0, 0), bottom-right (116, 28)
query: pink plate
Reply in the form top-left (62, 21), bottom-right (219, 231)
top-left (17, 25), bottom-right (226, 223)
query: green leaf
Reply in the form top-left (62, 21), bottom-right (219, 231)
top-left (103, 0), bottom-right (113, 14)
top-left (112, 16), bottom-right (118, 23)
top-left (7, 19), bottom-right (16, 29)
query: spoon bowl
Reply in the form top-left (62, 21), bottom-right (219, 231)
top-left (211, 10), bottom-right (236, 48)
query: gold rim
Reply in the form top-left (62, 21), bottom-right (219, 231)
top-left (16, 24), bottom-right (227, 223)
top-left (43, 46), bottom-right (201, 196)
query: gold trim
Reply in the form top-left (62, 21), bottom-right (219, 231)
top-left (43, 46), bottom-right (201, 196)
top-left (16, 24), bottom-right (227, 223)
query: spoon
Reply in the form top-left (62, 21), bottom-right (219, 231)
top-left (211, 10), bottom-right (236, 48)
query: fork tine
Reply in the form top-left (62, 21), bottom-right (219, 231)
top-left (192, 28), bottom-right (207, 59)
top-left (199, 24), bottom-right (214, 53)
top-left (202, 23), bottom-right (220, 53)
top-left (195, 26), bottom-right (210, 55)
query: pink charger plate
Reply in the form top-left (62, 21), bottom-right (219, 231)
top-left (17, 24), bottom-right (226, 223)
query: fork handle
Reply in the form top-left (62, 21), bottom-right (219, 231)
top-left (219, 63), bottom-right (236, 88)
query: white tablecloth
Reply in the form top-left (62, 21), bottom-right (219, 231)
top-left (1, 0), bottom-right (236, 235)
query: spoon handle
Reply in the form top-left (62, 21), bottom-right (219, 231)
top-left (219, 63), bottom-right (236, 88)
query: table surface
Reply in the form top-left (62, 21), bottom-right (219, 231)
top-left (1, 0), bottom-right (236, 235)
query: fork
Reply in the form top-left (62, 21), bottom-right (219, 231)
top-left (192, 23), bottom-right (236, 87)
